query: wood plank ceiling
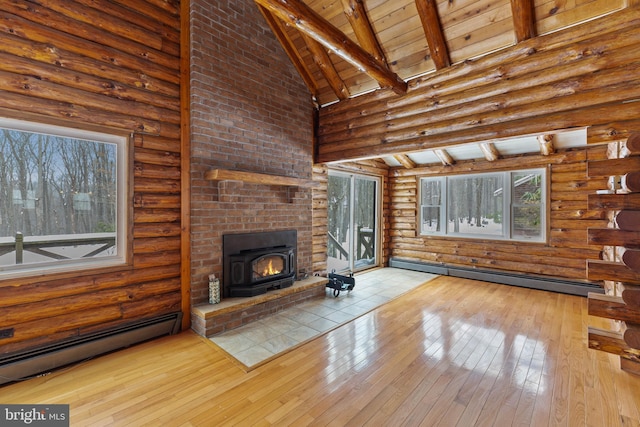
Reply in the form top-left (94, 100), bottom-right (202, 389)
top-left (254, 0), bottom-right (629, 166)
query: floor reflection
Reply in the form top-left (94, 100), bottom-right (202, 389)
top-left (418, 299), bottom-right (546, 396)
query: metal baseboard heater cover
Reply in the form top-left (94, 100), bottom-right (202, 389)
top-left (0, 312), bottom-right (182, 386)
top-left (388, 258), bottom-right (604, 297)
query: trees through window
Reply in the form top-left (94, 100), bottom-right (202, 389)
top-left (419, 169), bottom-right (546, 241)
top-left (0, 117), bottom-right (128, 275)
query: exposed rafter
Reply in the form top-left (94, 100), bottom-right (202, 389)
top-left (538, 134), bottom-right (555, 155)
top-left (254, 0), bottom-right (407, 94)
top-left (258, 6), bottom-right (318, 98)
top-left (302, 34), bottom-right (350, 100)
top-left (510, 0), bottom-right (536, 42)
top-left (479, 143), bottom-right (501, 162)
top-left (433, 149), bottom-right (455, 166)
top-left (340, 0), bottom-right (388, 66)
top-left (393, 154), bottom-right (417, 168)
top-left (415, 0), bottom-right (450, 69)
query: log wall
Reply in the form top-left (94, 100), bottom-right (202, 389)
top-left (316, 7), bottom-right (640, 163)
top-left (587, 133), bottom-right (640, 375)
top-left (0, 1), bottom-right (183, 357)
top-left (389, 146), bottom-right (609, 282)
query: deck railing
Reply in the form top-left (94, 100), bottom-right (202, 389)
top-left (0, 232), bottom-right (116, 265)
top-left (327, 226), bottom-right (374, 261)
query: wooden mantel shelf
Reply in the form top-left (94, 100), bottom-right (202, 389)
top-left (206, 168), bottom-right (318, 188)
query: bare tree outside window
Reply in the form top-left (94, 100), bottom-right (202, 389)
top-left (0, 118), bottom-right (126, 272)
top-left (420, 169), bottom-right (545, 242)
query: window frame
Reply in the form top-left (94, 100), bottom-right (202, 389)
top-left (419, 168), bottom-right (547, 242)
top-left (0, 116), bottom-right (131, 280)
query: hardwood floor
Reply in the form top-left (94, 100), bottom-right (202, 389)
top-left (1, 276), bottom-right (639, 426)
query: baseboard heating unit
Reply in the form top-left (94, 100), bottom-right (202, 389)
top-left (0, 312), bottom-right (182, 386)
top-left (389, 258), bottom-right (604, 297)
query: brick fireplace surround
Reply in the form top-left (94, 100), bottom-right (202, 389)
top-left (188, 0), bottom-right (318, 335)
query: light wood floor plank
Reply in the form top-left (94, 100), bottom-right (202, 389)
top-left (1, 276), bottom-right (639, 426)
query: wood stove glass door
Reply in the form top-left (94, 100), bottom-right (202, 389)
top-left (327, 171), bottom-right (379, 273)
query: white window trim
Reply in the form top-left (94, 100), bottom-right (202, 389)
top-left (419, 169), bottom-right (546, 242)
top-left (0, 117), bottom-right (129, 279)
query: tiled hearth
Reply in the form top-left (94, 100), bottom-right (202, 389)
top-left (191, 276), bottom-right (328, 337)
top-left (208, 268), bottom-right (439, 369)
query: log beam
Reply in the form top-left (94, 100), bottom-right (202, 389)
top-left (587, 260), bottom-right (640, 283)
top-left (510, 0), bottom-right (536, 42)
top-left (588, 293), bottom-right (640, 324)
top-left (627, 131), bottom-right (640, 154)
top-left (302, 34), bottom-right (350, 100)
top-left (258, 7), bottom-right (318, 98)
top-left (623, 249), bottom-right (640, 272)
top-left (414, 0), bottom-right (450, 69)
top-left (538, 134), bottom-right (555, 155)
top-left (587, 228), bottom-right (640, 247)
top-left (589, 193), bottom-right (640, 210)
top-left (623, 284), bottom-right (640, 309)
top-left (393, 154), bottom-right (417, 169)
top-left (340, 0), bottom-right (387, 65)
top-left (588, 121), bottom-right (640, 145)
top-left (433, 149), bottom-right (455, 166)
top-left (588, 326), bottom-right (640, 362)
top-left (315, 8), bottom-right (640, 163)
top-left (587, 157), bottom-right (640, 178)
top-left (479, 142), bottom-right (500, 162)
top-left (205, 169), bottom-right (318, 188)
top-left (625, 323), bottom-right (640, 350)
top-left (616, 210), bottom-right (640, 231)
top-left (254, 0), bottom-right (407, 94)
top-left (621, 172), bottom-right (640, 193)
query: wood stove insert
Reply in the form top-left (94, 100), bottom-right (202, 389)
top-left (222, 230), bottom-right (297, 297)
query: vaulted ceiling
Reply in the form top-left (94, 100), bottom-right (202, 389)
top-left (254, 0), bottom-right (631, 166)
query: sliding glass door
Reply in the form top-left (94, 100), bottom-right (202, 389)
top-left (327, 171), bottom-right (379, 273)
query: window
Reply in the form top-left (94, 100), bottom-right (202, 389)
top-left (419, 169), bottom-right (546, 241)
top-left (0, 117), bottom-right (128, 277)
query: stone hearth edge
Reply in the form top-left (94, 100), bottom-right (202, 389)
top-left (191, 276), bottom-right (329, 337)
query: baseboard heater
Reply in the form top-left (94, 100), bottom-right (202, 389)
top-left (0, 312), bottom-right (182, 386)
top-left (388, 258), bottom-right (604, 297)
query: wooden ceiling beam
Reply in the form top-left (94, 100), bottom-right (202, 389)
top-left (414, 0), bottom-right (450, 70)
top-left (258, 6), bottom-right (319, 99)
top-left (301, 34), bottom-right (350, 100)
top-left (433, 149), bottom-right (454, 166)
top-left (254, 0), bottom-right (407, 94)
top-left (393, 154), bottom-right (417, 169)
top-left (340, 0), bottom-right (387, 66)
top-left (479, 142), bottom-right (501, 162)
top-left (538, 134), bottom-right (555, 156)
top-left (510, 0), bottom-right (536, 42)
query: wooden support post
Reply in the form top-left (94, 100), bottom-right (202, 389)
top-left (15, 232), bottom-right (23, 265)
